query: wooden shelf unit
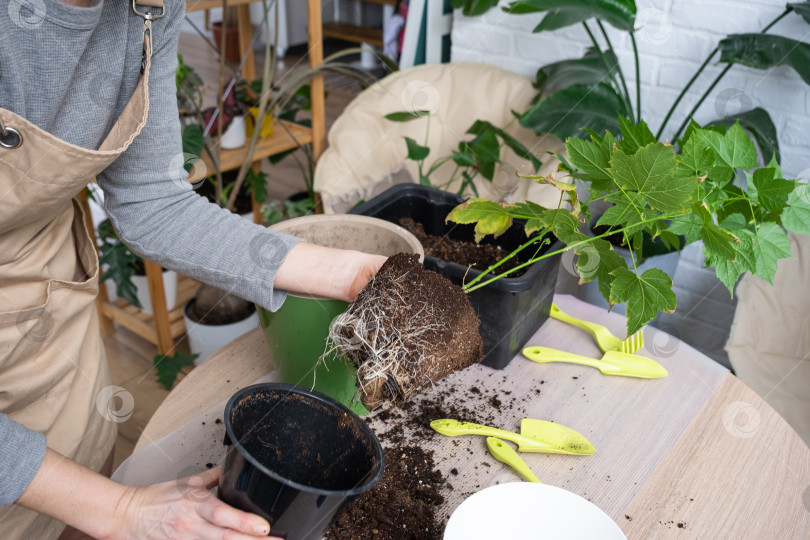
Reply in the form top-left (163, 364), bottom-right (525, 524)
top-left (322, 21), bottom-right (383, 48)
top-left (88, 0), bottom-right (325, 355)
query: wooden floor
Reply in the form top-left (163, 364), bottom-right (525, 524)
top-left (107, 32), bottom-right (365, 470)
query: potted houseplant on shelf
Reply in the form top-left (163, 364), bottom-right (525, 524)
top-left (96, 218), bottom-right (179, 316)
top-left (351, 112), bottom-right (561, 370)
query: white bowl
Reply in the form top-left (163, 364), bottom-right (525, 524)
top-left (444, 482), bottom-right (626, 540)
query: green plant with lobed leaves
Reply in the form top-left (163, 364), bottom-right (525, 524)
top-left (451, 0), bottom-right (810, 161)
top-left (383, 111), bottom-right (542, 197)
top-left (447, 117), bottom-right (810, 336)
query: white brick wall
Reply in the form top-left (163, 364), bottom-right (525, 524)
top-left (451, 0), bottom-right (810, 178)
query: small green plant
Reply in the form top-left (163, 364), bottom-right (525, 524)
top-left (97, 219), bottom-right (143, 309)
top-left (447, 117), bottom-right (809, 336)
top-left (154, 351), bottom-right (199, 390)
top-left (383, 111), bottom-right (541, 197)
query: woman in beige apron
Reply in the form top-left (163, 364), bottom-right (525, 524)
top-left (0, 2), bottom-right (280, 538)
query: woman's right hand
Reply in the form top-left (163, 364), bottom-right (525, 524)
top-left (112, 466), bottom-right (279, 540)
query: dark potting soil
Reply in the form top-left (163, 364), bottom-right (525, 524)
top-left (338, 253), bottom-right (483, 410)
top-left (230, 391), bottom-right (378, 491)
top-left (399, 218), bottom-right (527, 277)
top-left (326, 445), bottom-right (445, 540)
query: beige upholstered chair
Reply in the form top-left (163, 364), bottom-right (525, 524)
top-left (313, 62), bottom-right (564, 214)
top-left (726, 232), bottom-right (810, 445)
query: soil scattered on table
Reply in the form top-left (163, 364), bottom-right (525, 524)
top-left (327, 253), bottom-right (483, 410)
top-left (399, 218), bottom-right (527, 277)
top-left (326, 446), bottom-right (444, 540)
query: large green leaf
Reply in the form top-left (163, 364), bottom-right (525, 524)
top-left (446, 199), bottom-right (514, 242)
top-left (789, 2), bottom-right (810, 24)
top-left (154, 352), bottom-right (199, 390)
top-left (535, 48), bottom-right (619, 93)
top-left (451, 0), bottom-right (500, 16)
top-left (385, 110), bottom-right (430, 122)
top-left (608, 142), bottom-right (696, 212)
top-left (595, 191), bottom-right (648, 236)
top-left (709, 108), bottom-right (780, 164)
top-left (181, 124), bottom-right (204, 173)
top-left (610, 267), bottom-right (677, 335)
top-left (577, 238), bottom-right (628, 301)
top-left (783, 183), bottom-right (810, 236)
top-left (519, 83), bottom-right (626, 141)
top-left (676, 135), bottom-right (715, 178)
top-left (750, 222), bottom-right (792, 284)
top-left (667, 213), bottom-right (702, 244)
top-left (616, 116), bottom-right (657, 154)
top-left (504, 0), bottom-right (637, 32)
top-left (566, 131), bottom-right (617, 191)
top-left (709, 228), bottom-right (757, 295)
top-left (690, 123), bottom-right (758, 184)
top-left (719, 34), bottom-right (810, 85)
top-left (749, 166), bottom-right (794, 214)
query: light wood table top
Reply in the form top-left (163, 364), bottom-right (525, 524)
top-left (136, 295), bottom-right (810, 538)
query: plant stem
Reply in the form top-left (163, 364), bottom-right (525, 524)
top-left (597, 20), bottom-right (633, 117)
top-left (665, 7), bottom-right (792, 142)
top-left (463, 211), bottom-right (681, 293)
top-left (630, 32), bottom-right (641, 122)
top-left (583, 22), bottom-right (634, 121)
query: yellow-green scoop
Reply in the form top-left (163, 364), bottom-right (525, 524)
top-left (430, 419), bottom-right (595, 455)
top-left (487, 437), bottom-right (541, 483)
top-left (522, 346), bottom-right (668, 379)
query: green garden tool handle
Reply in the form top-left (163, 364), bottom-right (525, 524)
top-left (486, 437), bottom-right (541, 483)
top-left (549, 304), bottom-right (615, 347)
top-left (523, 346), bottom-right (608, 371)
top-left (430, 419), bottom-right (545, 449)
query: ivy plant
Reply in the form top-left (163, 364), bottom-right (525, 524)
top-left (447, 118), bottom-right (808, 336)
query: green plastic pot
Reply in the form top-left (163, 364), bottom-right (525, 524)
top-left (258, 215), bottom-right (424, 415)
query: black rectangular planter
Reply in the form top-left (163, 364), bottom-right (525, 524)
top-left (350, 184), bottom-right (562, 370)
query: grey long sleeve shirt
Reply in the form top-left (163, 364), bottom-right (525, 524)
top-left (1, 0), bottom-right (300, 504)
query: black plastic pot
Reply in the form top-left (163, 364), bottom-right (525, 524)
top-left (351, 184), bottom-right (563, 370)
top-left (219, 383), bottom-right (385, 539)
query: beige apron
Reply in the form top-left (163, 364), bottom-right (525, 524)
top-left (0, 2), bottom-right (163, 537)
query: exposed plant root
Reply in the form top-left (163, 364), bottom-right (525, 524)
top-left (324, 253), bottom-right (483, 409)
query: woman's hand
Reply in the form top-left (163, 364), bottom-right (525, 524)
top-left (274, 243), bottom-right (388, 302)
top-left (18, 450), bottom-right (278, 540)
top-left (112, 466), bottom-right (278, 540)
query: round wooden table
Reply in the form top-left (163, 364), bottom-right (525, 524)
top-left (135, 295), bottom-right (810, 538)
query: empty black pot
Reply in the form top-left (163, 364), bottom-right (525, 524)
top-left (219, 383), bottom-right (385, 539)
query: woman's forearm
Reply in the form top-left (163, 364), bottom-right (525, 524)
top-left (16, 448), bottom-right (126, 540)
